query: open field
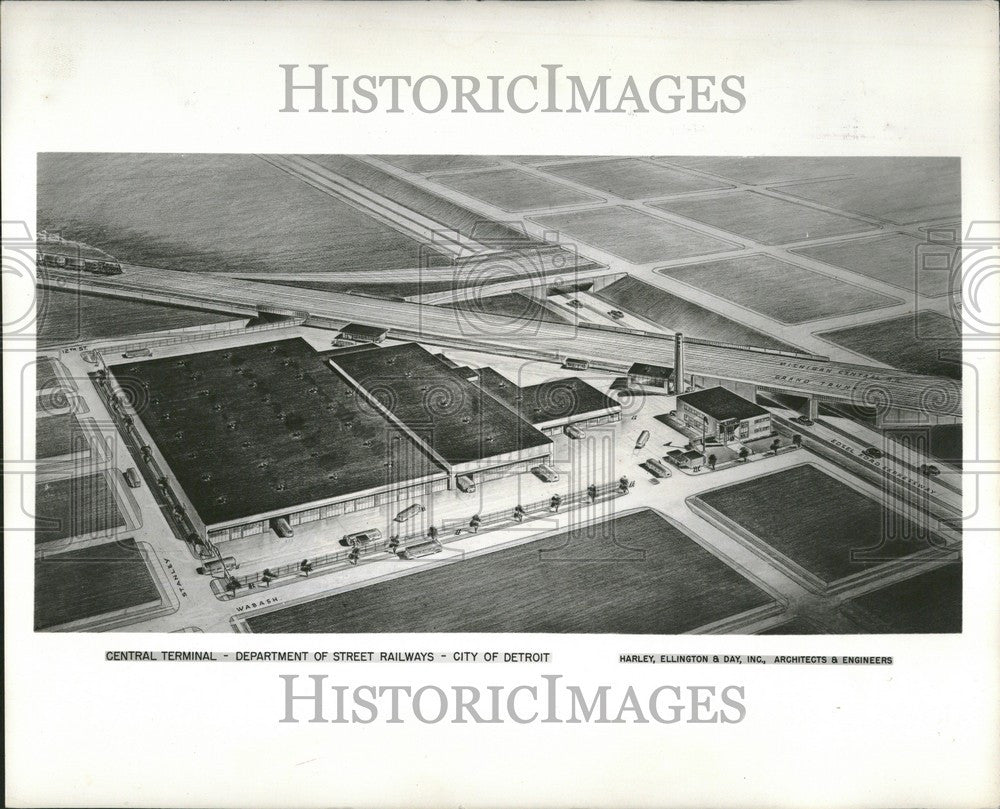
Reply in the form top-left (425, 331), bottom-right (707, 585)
top-left (652, 191), bottom-right (872, 245)
top-left (431, 168), bottom-right (601, 212)
top-left (817, 310), bottom-right (962, 380)
top-left (378, 155), bottom-right (501, 173)
top-left (654, 157), bottom-right (869, 186)
top-left (693, 464), bottom-right (945, 584)
top-left (36, 473), bottom-right (125, 545)
top-left (259, 278), bottom-right (463, 301)
top-left (886, 424), bottom-right (963, 470)
top-left (657, 254), bottom-right (900, 324)
top-left (441, 292), bottom-right (571, 326)
top-left (793, 232), bottom-right (958, 297)
top-left (843, 563), bottom-right (961, 633)
top-left (532, 206), bottom-right (737, 264)
top-left (594, 276), bottom-right (801, 351)
top-left (38, 288), bottom-right (240, 347)
top-left (246, 509), bottom-right (776, 633)
top-left (35, 538), bottom-right (161, 630)
top-left (37, 414), bottom-right (86, 459)
top-left (756, 617), bottom-right (828, 634)
top-left (543, 158), bottom-right (731, 199)
top-left (38, 153), bottom-right (437, 275)
top-left (307, 156), bottom-right (525, 242)
top-left (779, 158), bottom-right (960, 225)
top-left (36, 357), bottom-right (62, 391)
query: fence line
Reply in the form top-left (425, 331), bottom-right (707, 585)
top-left (227, 480), bottom-right (628, 594)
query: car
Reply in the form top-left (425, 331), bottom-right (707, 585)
top-left (643, 458), bottom-right (672, 478)
top-left (341, 528), bottom-right (383, 547)
top-left (564, 425), bottom-right (584, 440)
top-left (862, 447), bottom-right (884, 459)
top-left (919, 464), bottom-right (941, 477)
top-left (792, 416), bottom-right (815, 426)
top-left (607, 310), bottom-right (625, 320)
top-left (456, 475), bottom-right (476, 493)
top-left (532, 464), bottom-right (559, 483)
top-left (393, 503), bottom-right (426, 523)
top-left (567, 299), bottom-right (584, 309)
top-left (123, 467), bottom-right (142, 489)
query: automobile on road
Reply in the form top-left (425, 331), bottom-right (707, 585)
top-left (532, 464), bottom-right (559, 483)
top-left (862, 447), bottom-right (884, 459)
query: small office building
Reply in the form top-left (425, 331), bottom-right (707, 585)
top-left (676, 386), bottom-right (772, 443)
top-left (627, 362), bottom-right (673, 391)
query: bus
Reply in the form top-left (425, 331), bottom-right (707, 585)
top-left (562, 357), bottom-right (590, 371)
top-left (634, 430), bottom-right (650, 450)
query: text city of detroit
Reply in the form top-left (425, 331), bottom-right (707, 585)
top-left (279, 65), bottom-right (747, 114)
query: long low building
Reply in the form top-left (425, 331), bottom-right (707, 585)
top-left (477, 367), bottom-right (622, 434)
top-left (110, 338), bottom-right (449, 543)
top-left (327, 343), bottom-right (554, 486)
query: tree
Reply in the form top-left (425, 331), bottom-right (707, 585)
top-left (261, 569), bottom-right (275, 587)
top-left (300, 559), bottom-right (313, 577)
top-left (770, 438), bottom-right (781, 455)
top-left (427, 525), bottom-right (439, 541)
top-left (157, 476), bottom-right (169, 492)
top-left (792, 434), bottom-right (802, 448)
top-left (140, 444), bottom-right (152, 463)
top-left (708, 454), bottom-right (717, 471)
top-left (738, 447), bottom-right (750, 463)
top-left (225, 575), bottom-right (241, 597)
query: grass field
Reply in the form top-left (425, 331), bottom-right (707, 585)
top-left (307, 156), bottom-right (525, 242)
top-left (886, 424), bottom-right (963, 470)
top-left (37, 414), bottom-right (86, 459)
top-left (431, 168), bottom-right (601, 212)
top-left (653, 191), bottom-right (872, 245)
top-left (35, 538), bottom-right (161, 630)
top-left (844, 563), bottom-right (961, 633)
top-left (378, 155), bottom-right (501, 173)
top-left (543, 158), bottom-right (731, 199)
top-left (259, 278), bottom-right (462, 301)
top-left (654, 157), bottom-right (868, 186)
top-left (532, 206), bottom-right (736, 264)
top-left (38, 288), bottom-right (240, 347)
top-left (35, 473), bottom-right (125, 545)
top-left (594, 276), bottom-right (801, 351)
top-left (246, 509), bottom-right (775, 633)
top-left (656, 254), bottom-right (899, 324)
top-left (817, 310), bottom-right (962, 380)
top-left (793, 233), bottom-right (958, 297)
top-left (441, 293), bottom-right (571, 325)
top-left (36, 357), bottom-right (62, 391)
top-left (693, 465), bottom-right (945, 584)
top-left (757, 617), bottom-right (827, 634)
top-left (779, 158), bottom-right (960, 225)
top-left (38, 153), bottom-right (436, 275)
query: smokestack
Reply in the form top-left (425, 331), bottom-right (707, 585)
top-left (674, 332), bottom-right (684, 394)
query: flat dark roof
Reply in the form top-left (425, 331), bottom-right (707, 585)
top-left (628, 362), bottom-right (673, 379)
top-left (111, 338), bottom-right (445, 527)
top-left (520, 377), bottom-right (619, 424)
top-left (677, 386), bottom-right (769, 422)
top-left (329, 343), bottom-right (551, 467)
top-left (478, 369), bottom-right (619, 425)
top-left (340, 323), bottom-right (388, 341)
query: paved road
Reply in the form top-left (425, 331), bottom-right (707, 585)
top-left (46, 263), bottom-right (961, 419)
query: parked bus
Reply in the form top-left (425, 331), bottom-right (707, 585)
top-left (634, 430), bottom-right (650, 450)
top-left (643, 458), bottom-right (672, 479)
top-left (197, 557), bottom-right (238, 576)
top-left (562, 357), bottom-right (590, 371)
top-left (123, 467), bottom-right (142, 488)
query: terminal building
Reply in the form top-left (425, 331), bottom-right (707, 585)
top-left (112, 338), bottom-right (589, 544)
top-left (676, 386), bottom-right (772, 443)
top-left (328, 343), bottom-right (554, 488)
top-left (476, 367), bottom-right (622, 435)
top-left (110, 338), bottom-right (449, 544)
